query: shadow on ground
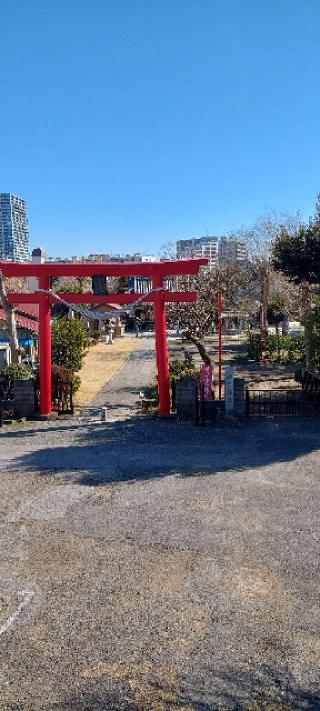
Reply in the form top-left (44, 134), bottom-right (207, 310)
top-left (5, 414), bottom-right (320, 486)
top-left (44, 665), bottom-right (320, 710)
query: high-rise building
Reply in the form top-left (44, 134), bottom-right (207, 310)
top-left (176, 236), bottom-right (220, 269)
top-left (218, 236), bottom-right (247, 264)
top-left (177, 235), bottom-right (247, 268)
top-left (0, 193), bottom-right (30, 261)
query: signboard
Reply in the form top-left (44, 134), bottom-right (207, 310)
top-left (92, 275), bottom-right (108, 296)
top-left (225, 366), bottom-right (234, 411)
top-left (200, 364), bottom-right (213, 400)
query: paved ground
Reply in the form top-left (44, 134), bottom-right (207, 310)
top-left (0, 416), bottom-right (319, 710)
top-left (0, 341), bottom-right (319, 710)
top-left (91, 335), bottom-right (156, 419)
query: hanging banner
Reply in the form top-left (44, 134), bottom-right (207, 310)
top-left (200, 364), bottom-right (213, 400)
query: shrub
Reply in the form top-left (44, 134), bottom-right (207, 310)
top-left (265, 333), bottom-right (281, 360)
top-left (241, 331), bottom-right (306, 364)
top-left (51, 364), bottom-right (81, 393)
top-left (51, 318), bottom-right (89, 372)
top-left (1, 363), bottom-right (33, 399)
top-left (282, 334), bottom-right (306, 364)
top-left (169, 356), bottom-right (196, 379)
top-left (243, 331), bottom-right (261, 361)
top-left (141, 381), bottom-right (159, 412)
top-left (2, 363), bottom-right (32, 385)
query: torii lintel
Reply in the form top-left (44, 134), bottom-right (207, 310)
top-left (0, 258), bottom-right (207, 416)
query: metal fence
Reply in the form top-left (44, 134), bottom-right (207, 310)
top-left (51, 380), bottom-right (74, 415)
top-left (0, 378), bottom-right (15, 425)
top-left (246, 388), bottom-right (320, 417)
top-left (195, 384), bottom-right (225, 426)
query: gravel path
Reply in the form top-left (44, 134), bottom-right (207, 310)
top-left (0, 411), bottom-right (319, 708)
top-left (91, 334), bottom-right (156, 419)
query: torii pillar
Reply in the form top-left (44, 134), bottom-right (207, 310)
top-left (153, 273), bottom-right (170, 415)
top-left (1, 258), bottom-right (207, 417)
top-left (38, 274), bottom-right (52, 417)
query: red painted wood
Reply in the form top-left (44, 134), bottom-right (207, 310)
top-left (2, 257), bottom-right (207, 419)
top-left (0, 258), bottom-right (207, 278)
top-left (153, 274), bottom-right (170, 416)
top-left (7, 291), bottom-right (198, 305)
top-left (38, 275), bottom-right (52, 416)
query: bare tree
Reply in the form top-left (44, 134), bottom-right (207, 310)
top-left (0, 271), bottom-right (20, 364)
top-left (167, 263), bottom-right (256, 365)
top-left (232, 211), bottom-right (302, 336)
top-left (159, 241), bottom-right (176, 260)
top-left (161, 213), bottom-right (302, 365)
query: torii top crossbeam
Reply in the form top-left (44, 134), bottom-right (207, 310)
top-left (0, 258), bottom-right (206, 278)
top-left (0, 258), bottom-right (207, 416)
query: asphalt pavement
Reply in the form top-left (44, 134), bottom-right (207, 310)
top-left (0, 355), bottom-right (319, 709)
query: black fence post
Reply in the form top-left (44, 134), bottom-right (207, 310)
top-left (201, 384), bottom-right (206, 426)
top-left (195, 381), bottom-right (199, 426)
top-left (171, 378), bottom-right (176, 410)
top-left (245, 388), bottom-right (250, 417)
top-left (70, 383), bottom-right (74, 415)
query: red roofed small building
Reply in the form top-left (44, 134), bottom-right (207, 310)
top-left (0, 301), bottom-right (39, 367)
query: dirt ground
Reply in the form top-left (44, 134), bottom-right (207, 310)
top-left (168, 334), bottom-right (298, 395)
top-left (74, 334), bottom-right (140, 407)
top-left (75, 333), bottom-right (297, 412)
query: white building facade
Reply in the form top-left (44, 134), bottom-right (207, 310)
top-left (176, 235), bottom-right (247, 268)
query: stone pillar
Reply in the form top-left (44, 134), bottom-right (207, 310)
top-left (176, 377), bottom-right (197, 421)
top-left (14, 379), bottom-right (35, 418)
top-left (233, 378), bottom-right (246, 417)
top-left (225, 366), bottom-right (234, 411)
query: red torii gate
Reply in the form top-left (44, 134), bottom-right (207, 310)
top-left (0, 258), bottom-right (207, 417)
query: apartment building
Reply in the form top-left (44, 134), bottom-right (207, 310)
top-left (218, 236), bottom-right (247, 264)
top-left (176, 236), bottom-right (220, 269)
top-left (177, 235), bottom-right (247, 268)
top-left (0, 193), bottom-right (30, 261)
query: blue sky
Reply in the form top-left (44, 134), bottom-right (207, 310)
top-left (1, 0), bottom-right (320, 257)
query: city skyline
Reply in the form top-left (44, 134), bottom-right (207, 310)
top-left (2, 187), bottom-right (319, 260)
top-left (0, 193), bottom-right (250, 262)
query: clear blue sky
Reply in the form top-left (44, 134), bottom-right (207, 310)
top-left (1, 0), bottom-right (320, 257)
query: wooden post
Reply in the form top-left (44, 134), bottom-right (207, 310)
top-left (153, 273), bottom-right (170, 415)
top-left (38, 275), bottom-right (52, 416)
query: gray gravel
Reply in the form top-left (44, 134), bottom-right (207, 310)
top-left (0, 405), bottom-right (319, 708)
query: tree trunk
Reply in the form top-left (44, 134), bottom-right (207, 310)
top-left (300, 283), bottom-right (313, 369)
top-left (259, 263), bottom-right (271, 361)
top-left (0, 271), bottom-right (20, 364)
top-left (184, 331), bottom-right (212, 366)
